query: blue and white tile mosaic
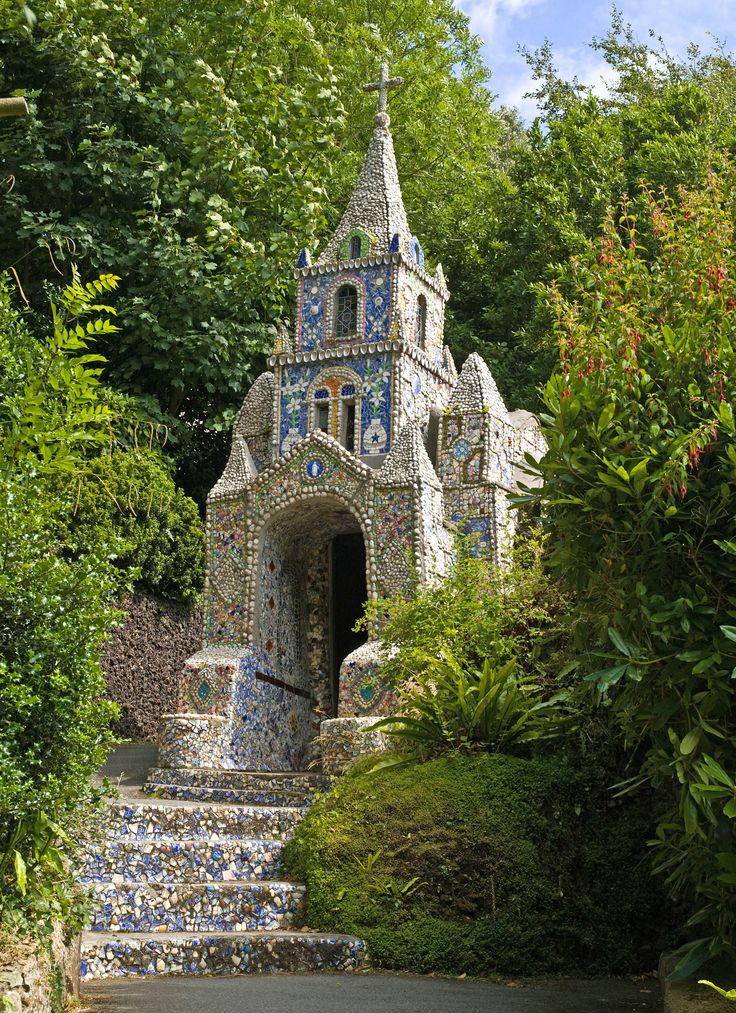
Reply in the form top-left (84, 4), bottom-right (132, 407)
top-left (81, 837), bottom-right (284, 885)
top-left (161, 66), bottom-right (546, 779)
top-left (81, 932), bottom-right (367, 979)
top-left (88, 881), bottom-right (304, 933)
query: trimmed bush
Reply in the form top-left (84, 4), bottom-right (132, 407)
top-left (282, 752), bottom-right (673, 976)
top-left (60, 450), bottom-right (204, 602)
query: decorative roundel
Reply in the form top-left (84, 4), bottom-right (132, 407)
top-left (452, 437), bottom-right (472, 461)
top-left (305, 458), bottom-right (325, 479)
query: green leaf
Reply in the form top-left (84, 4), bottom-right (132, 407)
top-left (680, 728), bottom-right (701, 755)
top-left (607, 627), bottom-right (633, 656)
top-left (667, 939), bottom-right (712, 981)
top-left (583, 663), bottom-right (628, 689)
top-left (13, 850), bottom-right (27, 896)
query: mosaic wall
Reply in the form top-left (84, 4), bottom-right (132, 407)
top-left (303, 542), bottom-right (332, 763)
top-left (161, 90), bottom-right (547, 777)
top-left (277, 353), bottom-right (393, 458)
top-left (394, 260), bottom-right (445, 363)
top-left (337, 641), bottom-right (397, 717)
top-left (297, 262), bottom-right (392, 350)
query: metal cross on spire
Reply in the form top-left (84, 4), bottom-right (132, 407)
top-left (363, 61), bottom-right (403, 115)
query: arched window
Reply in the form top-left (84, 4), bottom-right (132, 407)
top-left (349, 235), bottom-right (362, 260)
top-left (313, 387), bottom-right (330, 433)
top-left (334, 285), bottom-right (358, 339)
top-left (340, 384), bottom-right (357, 451)
top-left (415, 294), bottom-right (427, 348)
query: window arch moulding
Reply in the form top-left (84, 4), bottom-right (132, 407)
top-left (323, 274), bottom-right (367, 345)
top-left (339, 229), bottom-right (374, 262)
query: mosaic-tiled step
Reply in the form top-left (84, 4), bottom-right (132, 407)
top-left (108, 801), bottom-right (306, 842)
top-left (80, 930), bottom-right (367, 979)
top-left (143, 766), bottom-right (326, 806)
top-left (81, 838), bottom-right (283, 884)
top-left (88, 881), bottom-right (304, 933)
top-left (143, 782), bottom-right (319, 806)
top-left (144, 767), bottom-right (327, 794)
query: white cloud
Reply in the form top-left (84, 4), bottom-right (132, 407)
top-left (457, 0), bottom-right (546, 41)
top-left (457, 0), bottom-right (733, 119)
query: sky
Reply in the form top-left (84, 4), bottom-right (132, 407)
top-left (456, 0), bottom-right (735, 119)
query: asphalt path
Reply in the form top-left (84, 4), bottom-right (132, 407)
top-left (81, 972), bottom-right (661, 1013)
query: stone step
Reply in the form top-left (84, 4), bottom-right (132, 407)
top-left (144, 767), bottom-right (327, 792)
top-left (88, 881), bottom-right (304, 934)
top-left (80, 838), bottom-right (284, 884)
top-left (81, 930), bottom-right (367, 979)
top-left (142, 767), bottom-right (327, 806)
top-left (108, 801), bottom-right (306, 842)
top-left (143, 782), bottom-right (317, 806)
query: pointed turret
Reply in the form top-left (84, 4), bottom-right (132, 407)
top-left (231, 371), bottom-right (276, 472)
top-left (209, 435), bottom-right (257, 499)
top-left (450, 352), bottom-right (508, 419)
top-left (376, 421), bottom-right (440, 488)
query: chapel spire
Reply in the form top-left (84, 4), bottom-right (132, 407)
top-left (317, 62), bottom-right (412, 263)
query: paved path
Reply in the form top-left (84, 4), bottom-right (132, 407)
top-left (82, 972), bottom-right (661, 1012)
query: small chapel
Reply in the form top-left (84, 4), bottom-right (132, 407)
top-left (157, 65), bottom-right (545, 778)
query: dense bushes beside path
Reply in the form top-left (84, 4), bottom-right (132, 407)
top-left (282, 752), bottom-right (672, 977)
top-left (0, 274), bottom-right (122, 934)
top-left (59, 451), bottom-right (204, 602)
top-left (0, 270), bottom-right (203, 936)
top-left (525, 164), bottom-right (736, 977)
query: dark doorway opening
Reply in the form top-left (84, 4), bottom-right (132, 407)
top-left (330, 532), bottom-right (368, 714)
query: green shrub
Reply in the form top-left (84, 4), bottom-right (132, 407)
top-left (372, 652), bottom-right (572, 759)
top-left (60, 450), bottom-right (204, 602)
top-left (282, 752), bottom-right (672, 976)
top-left (0, 273), bottom-right (121, 935)
top-left (523, 163), bottom-right (736, 977)
top-left (360, 533), bottom-right (574, 692)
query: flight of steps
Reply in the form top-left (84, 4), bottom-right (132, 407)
top-left (79, 769), bottom-right (367, 979)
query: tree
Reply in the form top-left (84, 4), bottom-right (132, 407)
top-left (523, 163), bottom-right (736, 976)
top-left (458, 18), bottom-right (736, 412)
top-left (0, 272), bottom-right (123, 934)
top-left (0, 0), bottom-right (502, 496)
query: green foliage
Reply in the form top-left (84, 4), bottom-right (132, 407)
top-left (0, 274), bottom-right (121, 935)
top-left (0, 271), bottom-right (119, 477)
top-left (523, 165), bottom-right (736, 976)
top-left (282, 752), bottom-right (672, 976)
top-left (453, 19), bottom-right (736, 411)
top-left (60, 450), bottom-right (204, 601)
top-left (0, 0), bottom-right (501, 493)
top-left (361, 534), bottom-right (573, 691)
top-left (371, 651), bottom-right (571, 759)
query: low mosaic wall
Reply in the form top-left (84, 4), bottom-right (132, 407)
top-left (101, 593), bottom-right (203, 741)
top-left (338, 641), bottom-right (398, 717)
top-left (320, 716), bottom-right (394, 775)
top-left (160, 646), bottom-right (312, 771)
top-left (0, 924), bottom-right (78, 1013)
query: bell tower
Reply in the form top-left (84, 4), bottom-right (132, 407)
top-left (271, 62), bottom-right (453, 465)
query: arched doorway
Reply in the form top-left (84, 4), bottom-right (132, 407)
top-left (254, 496), bottom-right (368, 764)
